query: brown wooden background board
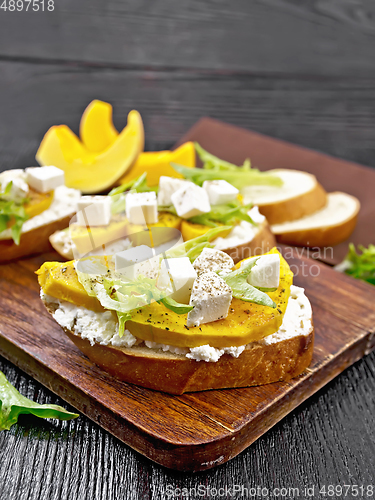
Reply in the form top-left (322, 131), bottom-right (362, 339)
top-left (175, 117), bottom-right (375, 265)
top-left (0, 249), bottom-right (374, 471)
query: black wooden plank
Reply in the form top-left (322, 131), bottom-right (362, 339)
top-left (1, 352), bottom-right (374, 499)
top-left (1, 0), bottom-right (375, 77)
top-left (1, 60), bottom-right (375, 171)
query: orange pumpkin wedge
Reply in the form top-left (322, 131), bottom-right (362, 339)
top-left (36, 110), bottom-right (144, 194)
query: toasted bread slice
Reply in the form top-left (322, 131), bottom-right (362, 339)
top-left (271, 192), bottom-right (360, 247)
top-left (42, 286), bottom-right (314, 395)
top-left (0, 216), bottom-right (73, 263)
top-left (241, 169), bottom-right (327, 225)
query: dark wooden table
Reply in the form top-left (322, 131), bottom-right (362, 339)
top-left (0, 2), bottom-right (374, 498)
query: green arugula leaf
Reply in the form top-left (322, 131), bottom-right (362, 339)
top-left (336, 243), bottom-right (375, 286)
top-left (189, 200), bottom-right (255, 227)
top-left (0, 194), bottom-right (29, 245)
top-left (195, 142), bottom-right (252, 171)
top-left (3, 180), bottom-right (13, 196)
top-left (109, 172), bottom-right (158, 197)
top-left (0, 214), bottom-right (7, 233)
top-left (109, 172), bottom-right (147, 196)
top-left (160, 296), bottom-right (193, 314)
top-left (222, 259), bottom-right (276, 308)
top-left (171, 162), bottom-right (283, 189)
top-left (117, 311), bottom-right (133, 337)
top-left (172, 143), bottom-right (282, 189)
top-left (0, 371), bottom-right (78, 431)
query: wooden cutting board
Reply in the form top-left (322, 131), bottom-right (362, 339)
top-left (1, 120), bottom-right (375, 471)
top-left (176, 117), bottom-right (375, 265)
top-left (0, 251), bottom-right (374, 471)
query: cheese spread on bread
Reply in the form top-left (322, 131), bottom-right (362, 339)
top-left (44, 285), bottom-right (312, 362)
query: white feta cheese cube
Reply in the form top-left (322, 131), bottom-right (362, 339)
top-left (247, 253), bottom-right (280, 289)
top-left (171, 184), bottom-right (210, 219)
top-left (0, 170), bottom-right (29, 202)
top-left (76, 196), bottom-right (112, 227)
top-left (26, 166), bottom-right (65, 193)
top-left (203, 180), bottom-right (239, 205)
top-left (193, 247), bottom-right (234, 276)
top-left (115, 245), bottom-right (159, 280)
top-left (248, 205), bottom-right (266, 224)
top-left (157, 176), bottom-right (192, 206)
top-left (126, 191), bottom-right (158, 225)
top-left (157, 257), bottom-right (197, 304)
top-left (187, 272), bottom-right (232, 327)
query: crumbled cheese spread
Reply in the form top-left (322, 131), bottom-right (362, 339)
top-left (42, 291), bottom-right (137, 348)
top-left (44, 285), bottom-right (312, 363)
top-left (248, 205), bottom-right (265, 224)
top-left (259, 285), bottom-right (312, 344)
top-left (212, 220), bottom-right (258, 250)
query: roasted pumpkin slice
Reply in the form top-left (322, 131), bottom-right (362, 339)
top-left (37, 249), bottom-right (292, 349)
top-left (37, 261), bottom-right (105, 313)
top-left (180, 220), bottom-right (231, 242)
top-left (24, 188), bottom-right (54, 219)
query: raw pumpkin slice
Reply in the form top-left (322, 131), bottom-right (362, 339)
top-left (79, 100), bottom-right (118, 153)
top-left (117, 141), bottom-right (196, 187)
top-left (36, 110), bottom-right (144, 194)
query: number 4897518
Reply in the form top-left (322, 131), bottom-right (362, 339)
top-left (1, 0), bottom-right (54, 11)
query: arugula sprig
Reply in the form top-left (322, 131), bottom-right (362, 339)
top-left (195, 142), bottom-right (252, 172)
top-left (108, 172), bottom-right (156, 197)
top-left (0, 371), bottom-right (78, 431)
top-left (336, 243), bottom-right (375, 286)
top-left (171, 162), bottom-right (283, 189)
top-left (170, 143), bottom-right (283, 189)
top-left (189, 200), bottom-right (255, 227)
top-left (0, 181), bottom-right (29, 245)
top-left (221, 258), bottom-right (277, 308)
top-left (158, 200), bottom-right (255, 228)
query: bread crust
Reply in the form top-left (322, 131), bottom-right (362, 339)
top-left (44, 303), bottom-right (314, 395)
top-left (223, 221), bottom-right (277, 264)
top-left (258, 181), bottom-right (327, 225)
top-left (0, 215), bottom-right (72, 263)
top-left (272, 193), bottom-right (360, 247)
